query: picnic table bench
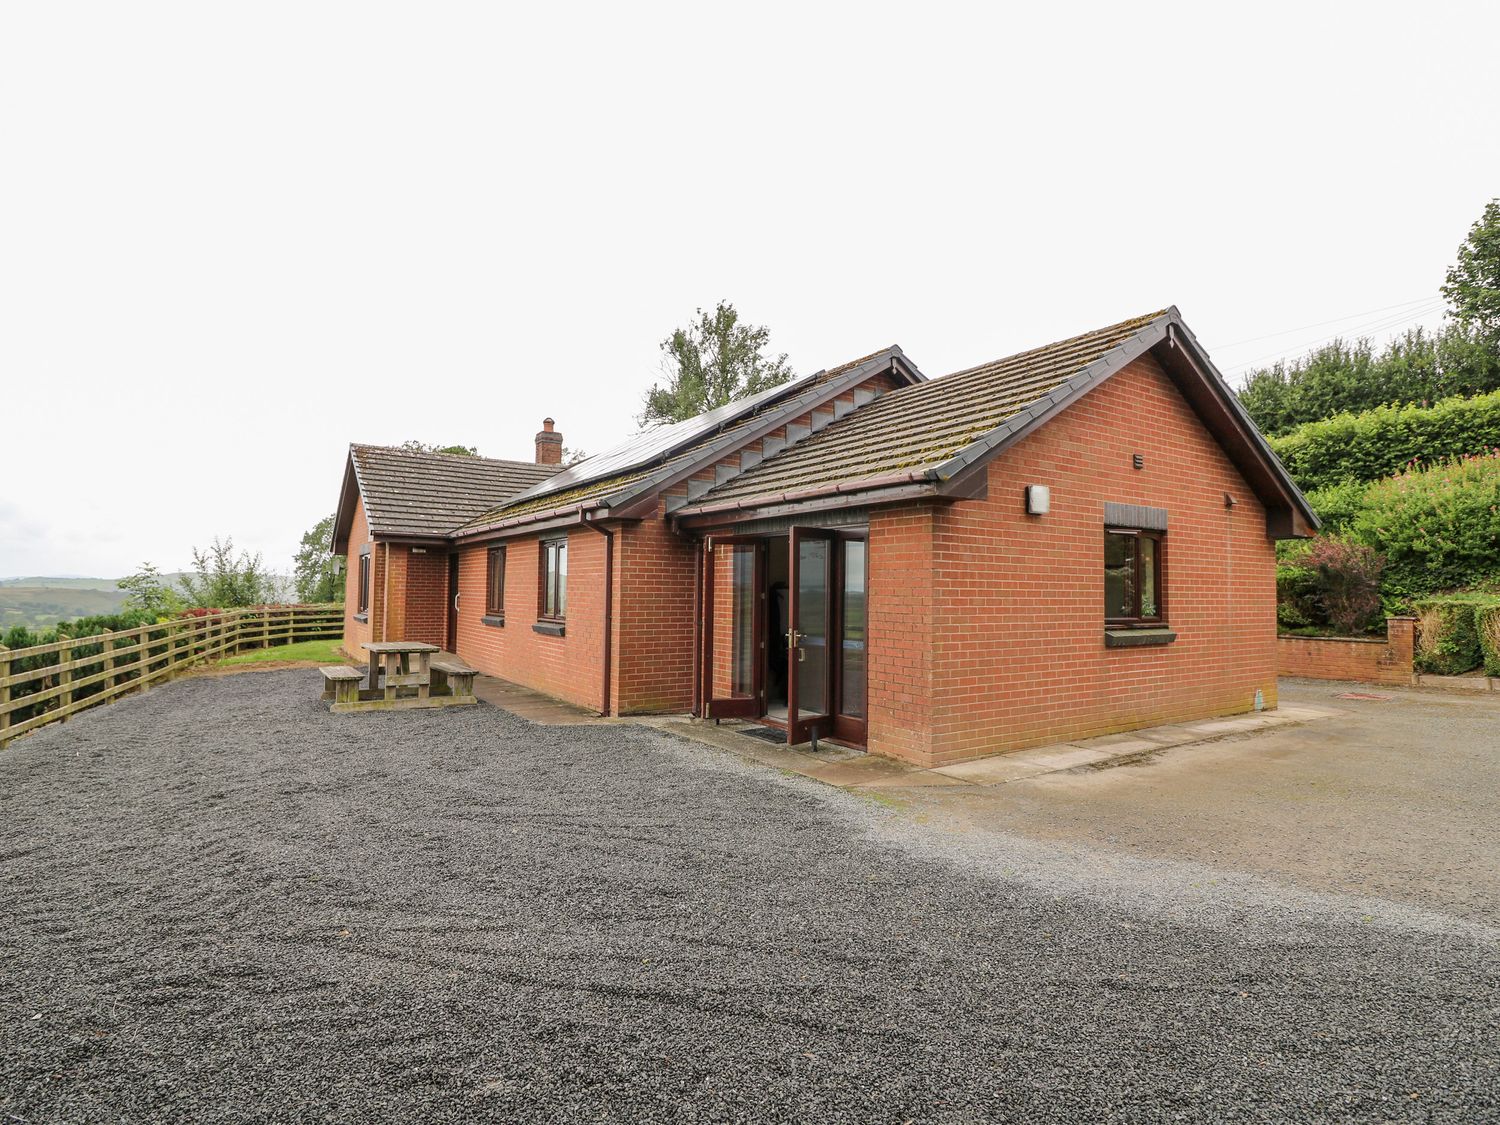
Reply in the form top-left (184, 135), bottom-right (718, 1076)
top-left (320, 642), bottom-right (479, 713)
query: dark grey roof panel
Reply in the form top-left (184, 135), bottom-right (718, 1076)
top-left (349, 445), bottom-right (559, 538)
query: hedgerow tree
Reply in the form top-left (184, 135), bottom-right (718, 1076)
top-left (401, 441), bottom-right (479, 456)
top-left (638, 301), bottom-right (794, 427)
top-left (294, 515), bottom-right (343, 603)
top-left (117, 562), bottom-right (183, 617)
top-left (1442, 198), bottom-right (1500, 344)
top-left (179, 537), bottom-right (281, 607)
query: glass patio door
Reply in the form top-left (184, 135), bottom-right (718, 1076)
top-left (787, 527), bottom-right (833, 744)
top-left (703, 536), bottom-right (764, 720)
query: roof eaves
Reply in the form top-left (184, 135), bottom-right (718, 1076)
top-left (1160, 315), bottom-right (1322, 532)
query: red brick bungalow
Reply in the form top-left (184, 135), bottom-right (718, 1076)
top-left (331, 308), bottom-right (1318, 767)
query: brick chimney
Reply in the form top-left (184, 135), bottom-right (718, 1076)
top-left (535, 417), bottom-right (563, 465)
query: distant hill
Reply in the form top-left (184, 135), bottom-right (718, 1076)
top-left (0, 574), bottom-right (192, 631)
top-left (0, 576), bottom-right (123, 590)
top-left (0, 586), bottom-right (129, 631)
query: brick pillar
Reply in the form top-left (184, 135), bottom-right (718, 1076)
top-left (1386, 616), bottom-right (1416, 683)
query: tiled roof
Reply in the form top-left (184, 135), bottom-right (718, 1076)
top-left (689, 311), bottom-right (1167, 505)
top-left (456, 347), bottom-right (910, 533)
top-left (350, 445), bottom-right (559, 537)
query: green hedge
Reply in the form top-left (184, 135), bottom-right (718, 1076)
top-left (1478, 603), bottom-right (1500, 677)
top-left (1349, 452), bottom-right (1500, 605)
top-left (1239, 323), bottom-right (1500, 436)
top-left (1413, 595), bottom-right (1500, 675)
top-left (1269, 389), bottom-right (1500, 493)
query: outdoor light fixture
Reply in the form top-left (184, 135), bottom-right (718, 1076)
top-left (1026, 485), bottom-right (1050, 515)
top-left (1224, 492), bottom-right (1237, 509)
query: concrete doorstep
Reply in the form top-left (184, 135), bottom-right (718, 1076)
top-left (651, 705), bottom-right (1339, 791)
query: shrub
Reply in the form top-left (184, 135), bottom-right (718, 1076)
top-left (1268, 389), bottom-right (1500, 492)
top-left (1304, 538), bottom-right (1385, 635)
top-left (1477, 603), bottom-right (1500, 677)
top-left (1276, 536), bottom-right (1385, 635)
top-left (1276, 551), bottom-right (1321, 630)
top-left (1412, 596), bottom-right (1494, 675)
top-left (1349, 452), bottom-right (1500, 605)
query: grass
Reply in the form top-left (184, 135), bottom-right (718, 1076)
top-left (219, 639), bottom-right (345, 666)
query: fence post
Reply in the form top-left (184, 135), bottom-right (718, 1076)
top-left (58, 636), bottom-right (72, 722)
top-left (102, 629), bottom-right (115, 700)
top-left (0, 645), bottom-right (10, 748)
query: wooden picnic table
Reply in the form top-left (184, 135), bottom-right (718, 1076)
top-left (361, 641), bottom-right (440, 702)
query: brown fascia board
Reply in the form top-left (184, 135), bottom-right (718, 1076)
top-left (1156, 319), bottom-right (1320, 537)
top-left (671, 470), bottom-right (947, 529)
top-left (451, 502), bottom-right (608, 545)
top-left (455, 349), bottom-right (922, 538)
top-left (331, 451), bottom-right (362, 555)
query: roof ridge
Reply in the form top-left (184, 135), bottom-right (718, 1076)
top-left (935, 309), bottom-right (1169, 384)
top-left (350, 442), bottom-right (555, 472)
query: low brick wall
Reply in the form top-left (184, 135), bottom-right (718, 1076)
top-left (1277, 616), bottom-right (1415, 686)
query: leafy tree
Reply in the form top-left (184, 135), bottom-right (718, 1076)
top-left (294, 515), bottom-right (343, 603)
top-left (638, 301), bottom-right (795, 427)
top-left (117, 563), bottom-right (183, 618)
top-left (401, 440), bottom-right (480, 456)
top-left (179, 537), bottom-right (279, 608)
top-left (562, 446), bottom-right (588, 467)
top-left (1442, 198), bottom-right (1500, 342)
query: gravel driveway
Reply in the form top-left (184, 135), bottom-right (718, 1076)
top-left (2, 671), bottom-right (1496, 1122)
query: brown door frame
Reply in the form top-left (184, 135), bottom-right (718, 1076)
top-left (702, 535), bottom-right (767, 720)
top-left (828, 529), bottom-right (868, 746)
top-left (787, 526), bottom-right (834, 745)
top-left (445, 552), bottom-right (460, 652)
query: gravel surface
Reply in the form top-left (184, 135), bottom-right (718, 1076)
top-left (2, 671), bottom-right (1496, 1123)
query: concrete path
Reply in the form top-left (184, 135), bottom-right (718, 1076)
top-left (471, 672), bottom-right (607, 725)
top-left (653, 702), bottom-right (1338, 791)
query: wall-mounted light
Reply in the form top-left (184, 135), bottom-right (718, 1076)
top-left (1224, 493), bottom-right (1236, 509)
top-left (1026, 485), bottom-right (1050, 515)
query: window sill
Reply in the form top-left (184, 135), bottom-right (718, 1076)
top-left (481, 614), bottom-right (505, 628)
top-left (353, 613), bottom-right (368, 624)
top-left (532, 620), bottom-right (566, 637)
top-left (1105, 627), bottom-right (1176, 648)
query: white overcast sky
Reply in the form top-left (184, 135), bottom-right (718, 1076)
top-left (3, 2), bottom-right (1498, 579)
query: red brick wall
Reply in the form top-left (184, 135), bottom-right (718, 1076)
top-left (341, 496), bottom-right (376, 659)
top-left (866, 503), bottom-right (938, 764)
top-left (868, 353), bottom-right (1282, 767)
top-left (613, 508), bottom-right (698, 714)
top-left (402, 549), bottom-right (449, 648)
top-left (452, 529), bottom-right (608, 712)
top-left (1277, 618), bottom-right (1414, 685)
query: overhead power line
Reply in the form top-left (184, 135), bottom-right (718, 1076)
top-left (1220, 300), bottom-right (1446, 375)
top-left (1211, 296), bottom-right (1438, 350)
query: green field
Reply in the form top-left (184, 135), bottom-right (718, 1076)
top-left (219, 639), bottom-right (345, 666)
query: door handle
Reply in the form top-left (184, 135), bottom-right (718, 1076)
top-left (454, 592), bottom-right (460, 611)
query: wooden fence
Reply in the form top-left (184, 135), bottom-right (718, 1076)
top-left (0, 604), bottom-right (343, 748)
